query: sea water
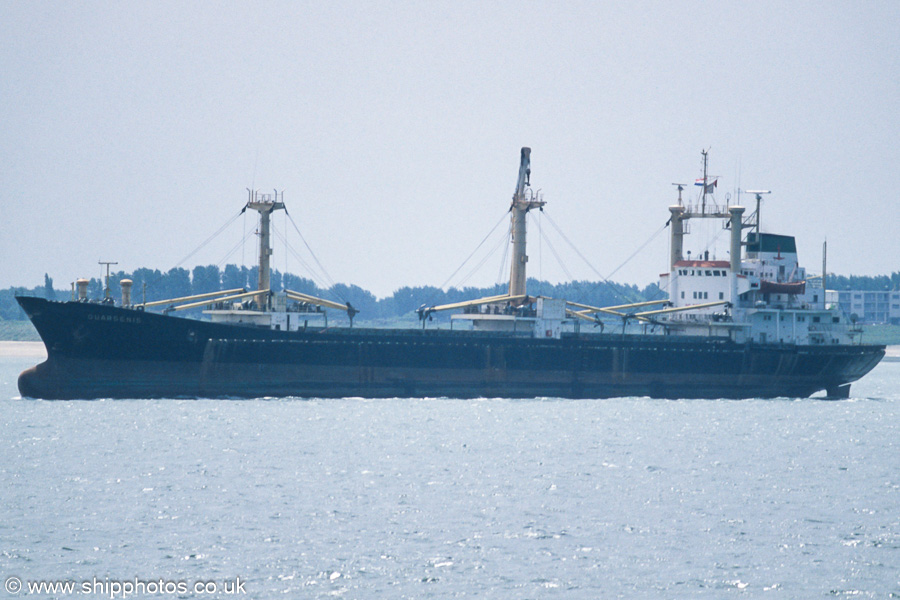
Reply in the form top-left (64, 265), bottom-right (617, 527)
top-left (1, 344), bottom-right (898, 599)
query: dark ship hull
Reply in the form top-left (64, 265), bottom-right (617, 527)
top-left (16, 296), bottom-right (885, 400)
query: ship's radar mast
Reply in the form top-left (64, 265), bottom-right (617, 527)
top-left (745, 190), bottom-right (771, 238)
top-left (508, 147), bottom-right (545, 299)
top-left (246, 189), bottom-right (285, 301)
top-left (671, 183), bottom-right (687, 205)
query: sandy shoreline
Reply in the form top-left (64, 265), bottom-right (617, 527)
top-left (0, 341), bottom-right (47, 358)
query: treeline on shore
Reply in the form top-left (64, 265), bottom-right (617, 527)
top-left (0, 265), bottom-right (661, 324)
top-left (2, 266), bottom-right (898, 325)
top-left (826, 272), bottom-right (900, 293)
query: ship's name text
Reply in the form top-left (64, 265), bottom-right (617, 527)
top-left (87, 314), bottom-right (143, 324)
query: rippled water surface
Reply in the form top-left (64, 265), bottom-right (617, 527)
top-left (2, 349), bottom-right (898, 598)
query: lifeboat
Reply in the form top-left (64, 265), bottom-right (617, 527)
top-left (759, 280), bottom-right (806, 295)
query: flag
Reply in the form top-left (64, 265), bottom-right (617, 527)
top-left (695, 178), bottom-right (717, 193)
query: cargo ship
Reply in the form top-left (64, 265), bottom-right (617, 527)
top-left (16, 149), bottom-right (884, 399)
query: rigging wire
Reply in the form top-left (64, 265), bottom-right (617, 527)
top-left (663, 212), bottom-right (672, 294)
top-left (537, 227), bottom-right (575, 282)
top-left (495, 218), bottom-right (512, 287)
top-left (541, 212), bottom-right (633, 303)
top-left (268, 210), bottom-right (285, 290)
top-left (133, 206), bottom-right (248, 297)
top-left (268, 224), bottom-right (346, 302)
top-left (172, 209), bottom-right (246, 270)
top-left (253, 214), bottom-right (259, 271)
top-left (281, 209), bottom-right (352, 305)
top-left (283, 209), bottom-right (288, 283)
top-left (542, 211), bottom-right (667, 304)
top-left (216, 229), bottom-right (259, 270)
top-left (421, 210), bottom-right (510, 307)
top-left (454, 225), bottom-right (508, 290)
top-left (604, 220), bottom-right (669, 282)
top-left (283, 210), bottom-right (339, 291)
top-left (241, 207), bottom-right (247, 267)
top-left (537, 210), bottom-right (543, 296)
top-left (135, 199), bottom-right (348, 302)
top-left (535, 222), bottom-right (603, 305)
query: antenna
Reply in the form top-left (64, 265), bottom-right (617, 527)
top-left (701, 150), bottom-right (709, 214)
top-left (671, 183), bottom-right (688, 205)
top-left (695, 150), bottom-right (720, 214)
top-left (99, 260), bottom-right (118, 299)
top-left (745, 190), bottom-right (771, 238)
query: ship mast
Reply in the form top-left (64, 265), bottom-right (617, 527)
top-left (745, 190), bottom-right (771, 241)
top-left (700, 149), bottom-right (709, 214)
top-left (246, 189), bottom-right (285, 306)
top-left (508, 147), bottom-right (545, 299)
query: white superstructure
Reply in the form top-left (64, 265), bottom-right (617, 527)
top-left (659, 153), bottom-right (858, 345)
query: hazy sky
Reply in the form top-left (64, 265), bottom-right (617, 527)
top-left (2, 1), bottom-right (898, 299)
